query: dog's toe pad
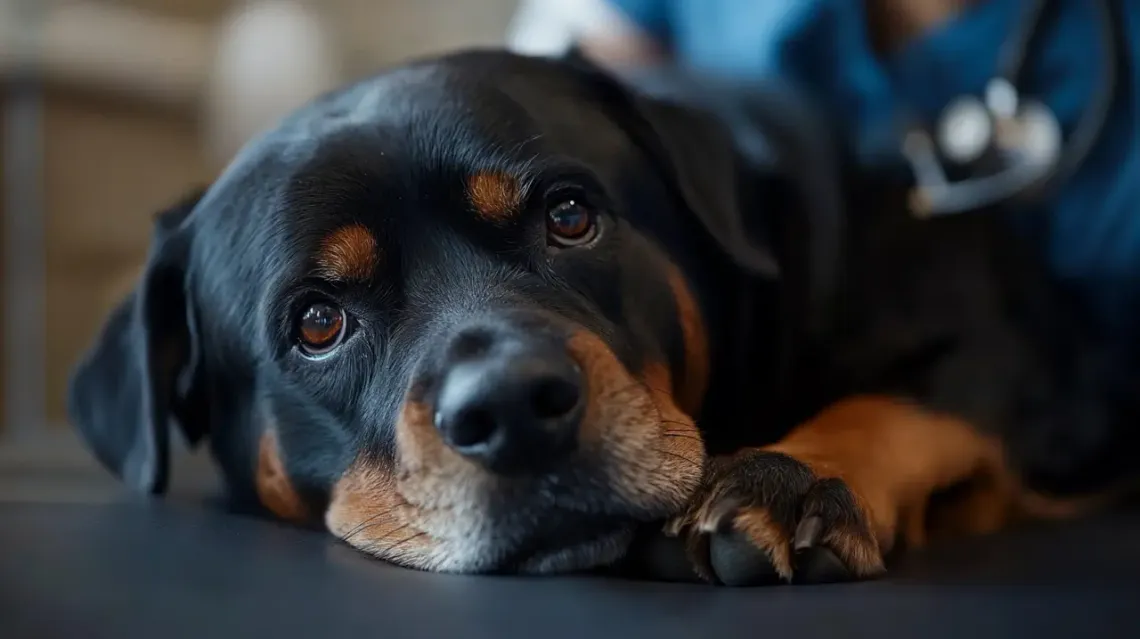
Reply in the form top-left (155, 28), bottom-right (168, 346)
top-left (708, 528), bottom-right (783, 586)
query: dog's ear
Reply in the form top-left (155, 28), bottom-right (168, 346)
top-left (559, 53), bottom-right (778, 273)
top-left (619, 82), bottom-right (783, 278)
top-left (67, 188), bottom-right (210, 495)
top-left (567, 57), bottom-right (845, 330)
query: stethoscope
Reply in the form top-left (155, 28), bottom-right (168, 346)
top-left (902, 0), bottom-right (1123, 218)
top-left (596, 0), bottom-right (1126, 417)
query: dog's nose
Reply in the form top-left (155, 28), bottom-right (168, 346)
top-left (433, 344), bottom-right (584, 474)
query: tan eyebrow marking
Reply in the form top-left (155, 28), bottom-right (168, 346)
top-left (315, 223), bottom-right (379, 281)
top-left (466, 172), bottom-right (522, 222)
top-left (256, 427), bottom-right (309, 523)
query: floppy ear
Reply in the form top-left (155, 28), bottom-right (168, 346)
top-left (614, 81), bottom-right (783, 278)
top-left (569, 60), bottom-right (847, 336)
top-left (67, 189), bottom-right (210, 495)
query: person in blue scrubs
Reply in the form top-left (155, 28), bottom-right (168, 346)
top-left (575, 0), bottom-right (1138, 368)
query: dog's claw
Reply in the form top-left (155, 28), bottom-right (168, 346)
top-left (672, 451), bottom-right (885, 586)
top-left (701, 497), bottom-right (744, 534)
top-left (794, 515), bottom-right (823, 550)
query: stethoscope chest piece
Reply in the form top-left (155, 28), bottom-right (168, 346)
top-left (901, 0), bottom-right (1118, 220)
top-left (905, 77), bottom-right (1064, 219)
top-left (936, 95), bottom-right (994, 165)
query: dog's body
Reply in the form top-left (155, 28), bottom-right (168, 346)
top-left (69, 51), bottom-right (1138, 585)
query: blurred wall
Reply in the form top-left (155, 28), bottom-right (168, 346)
top-left (3, 0), bottom-right (520, 426)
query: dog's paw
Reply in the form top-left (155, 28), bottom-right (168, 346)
top-left (665, 450), bottom-right (884, 586)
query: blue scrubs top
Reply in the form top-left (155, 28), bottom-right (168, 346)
top-left (610, 0), bottom-right (1139, 354)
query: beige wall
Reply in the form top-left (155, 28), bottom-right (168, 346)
top-left (330, 0), bottom-right (521, 70)
top-left (22, 0), bottom-right (521, 425)
top-left (43, 92), bottom-right (211, 423)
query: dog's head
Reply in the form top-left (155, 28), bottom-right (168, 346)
top-left (68, 51), bottom-right (806, 573)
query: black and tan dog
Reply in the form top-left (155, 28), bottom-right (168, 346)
top-left (68, 51), bottom-right (1138, 585)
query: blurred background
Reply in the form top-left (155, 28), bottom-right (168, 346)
top-left (0, 0), bottom-right (573, 490)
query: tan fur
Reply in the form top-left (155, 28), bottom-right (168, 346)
top-left (765, 395), bottom-right (1009, 553)
top-left (820, 525), bottom-right (886, 577)
top-left (315, 224), bottom-right (378, 282)
top-left (325, 458), bottom-right (441, 568)
top-left (255, 428), bottom-right (310, 523)
top-left (570, 333), bottom-right (706, 513)
top-left (922, 473), bottom-right (1019, 543)
top-left (324, 329), bottom-right (707, 570)
top-left (731, 509), bottom-right (794, 580)
top-left (466, 172), bottom-right (522, 222)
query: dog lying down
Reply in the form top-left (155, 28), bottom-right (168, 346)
top-left (69, 50), bottom-right (1139, 586)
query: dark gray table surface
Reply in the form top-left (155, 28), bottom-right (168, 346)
top-left (3, 449), bottom-right (1140, 639)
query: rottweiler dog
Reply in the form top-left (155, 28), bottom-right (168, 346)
top-left (68, 51), bottom-right (1139, 585)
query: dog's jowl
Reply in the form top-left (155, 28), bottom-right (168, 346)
top-left (69, 51), bottom-right (1140, 584)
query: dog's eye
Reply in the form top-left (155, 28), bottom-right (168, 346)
top-left (546, 200), bottom-right (598, 248)
top-left (296, 302), bottom-right (347, 357)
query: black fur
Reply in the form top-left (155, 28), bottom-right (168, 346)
top-left (68, 50), bottom-right (1138, 573)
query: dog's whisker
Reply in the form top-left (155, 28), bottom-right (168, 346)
top-left (661, 432), bottom-right (702, 441)
top-left (654, 448), bottom-right (703, 468)
top-left (340, 512), bottom-right (388, 543)
top-left (346, 522), bottom-right (393, 545)
top-left (343, 512), bottom-right (407, 544)
top-left (342, 521), bottom-right (385, 544)
top-left (382, 531), bottom-right (428, 555)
